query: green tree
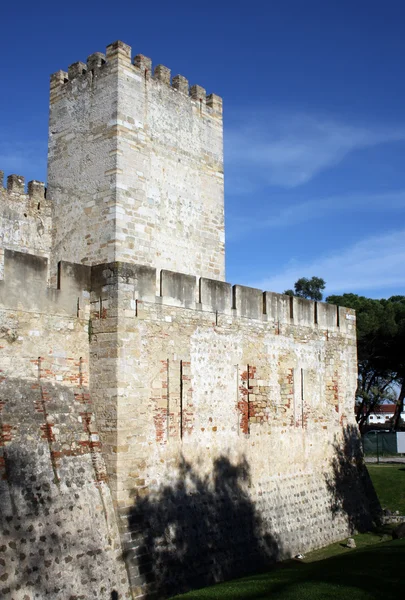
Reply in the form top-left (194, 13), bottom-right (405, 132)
top-left (326, 293), bottom-right (405, 432)
top-left (382, 296), bottom-right (405, 430)
top-left (284, 276), bottom-right (326, 301)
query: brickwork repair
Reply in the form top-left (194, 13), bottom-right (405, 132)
top-left (0, 41), bottom-right (380, 600)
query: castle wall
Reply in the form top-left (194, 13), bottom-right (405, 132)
top-left (1, 37), bottom-right (379, 600)
top-left (89, 262), bottom-right (378, 599)
top-left (0, 252), bottom-right (379, 599)
top-left (48, 42), bottom-right (225, 281)
top-left (0, 173), bottom-right (51, 278)
top-left (0, 251), bottom-right (131, 600)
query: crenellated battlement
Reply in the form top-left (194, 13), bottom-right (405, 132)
top-left (154, 270), bottom-right (354, 334)
top-left (50, 40), bottom-right (222, 115)
top-left (0, 250), bottom-right (355, 335)
top-left (0, 172), bottom-right (52, 276)
top-left (0, 171), bottom-right (47, 208)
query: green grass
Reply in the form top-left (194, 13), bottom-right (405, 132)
top-left (367, 464), bottom-right (405, 513)
top-left (172, 538), bottom-right (405, 599)
top-left (301, 527), bottom-right (394, 563)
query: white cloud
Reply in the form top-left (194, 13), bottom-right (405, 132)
top-left (251, 228), bottom-right (405, 296)
top-left (225, 110), bottom-right (405, 190)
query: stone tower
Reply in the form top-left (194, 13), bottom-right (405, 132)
top-left (48, 41), bottom-right (224, 280)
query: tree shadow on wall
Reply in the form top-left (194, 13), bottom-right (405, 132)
top-left (1, 444), bottom-right (98, 598)
top-left (0, 378), bottom-right (125, 600)
top-left (127, 455), bottom-right (282, 599)
top-left (324, 423), bottom-right (382, 534)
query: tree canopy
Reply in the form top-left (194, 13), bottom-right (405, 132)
top-left (326, 293), bottom-right (405, 432)
top-left (284, 276), bottom-right (326, 301)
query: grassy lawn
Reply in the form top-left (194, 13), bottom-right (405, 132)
top-left (301, 526), bottom-right (394, 563)
top-left (367, 464), bottom-right (405, 513)
top-left (172, 538), bottom-right (405, 599)
top-left (171, 466), bottom-right (405, 599)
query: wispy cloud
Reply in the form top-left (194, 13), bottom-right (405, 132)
top-left (226, 188), bottom-right (405, 240)
top-left (225, 110), bottom-right (405, 190)
top-left (251, 228), bottom-right (405, 296)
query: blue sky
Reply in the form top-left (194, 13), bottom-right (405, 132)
top-left (1, 0), bottom-right (405, 299)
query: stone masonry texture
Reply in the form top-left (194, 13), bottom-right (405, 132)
top-left (0, 174), bottom-right (51, 279)
top-left (47, 41), bottom-right (224, 282)
top-left (0, 40), bottom-right (380, 600)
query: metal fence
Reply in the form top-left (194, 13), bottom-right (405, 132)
top-left (362, 431), bottom-right (405, 458)
top-left (362, 432), bottom-right (397, 457)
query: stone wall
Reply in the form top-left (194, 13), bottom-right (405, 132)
top-left (89, 261), bottom-right (379, 599)
top-left (48, 41), bottom-right (224, 282)
top-left (0, 253), bottom-right (379, 599)
top-left (0, 251), bottom-right (131, 600)
top-left (0, 173), bottom-right (51, 279)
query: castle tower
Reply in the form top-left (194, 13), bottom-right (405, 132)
top-left (48, 41), bottom-right (225, 280)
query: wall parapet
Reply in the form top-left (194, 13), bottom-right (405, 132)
top-left (0, 252), bottom-right (356, 333)
top-left (1, 171), bottom-right (48, 209)
top-left (50, 40), bottom-right (222, 116)
top-left (0, 249), bottom-right (90, 317)
top-left (89, 261), bottom-right (355, 334)
top-left (1, 173), bottom-right (52, 279)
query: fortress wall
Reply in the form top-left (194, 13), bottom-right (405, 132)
top-left (48, 41), bottom-right (225, 281)
top-left (0, 251), bottom-right (130, 600)
top-left (0, 173), bottom-right (52, 278)
top-left (1, 33), bottom-right (378, 600)
top-left (88, 263), bottom-right (377, 599)
top-left (0, 253), bottom-right (378, 600)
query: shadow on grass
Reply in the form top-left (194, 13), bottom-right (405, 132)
top-left (126, 455), bottom-right (282, 599)
top-left (172, 539), bottom-right (405, 600)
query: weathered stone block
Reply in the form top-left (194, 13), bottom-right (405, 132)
top-left (161, 270), bottom-right (196, 308)
top-left (233, 284), bottom-right (263, 319)
top-left (172, 74), bottom-right (188, 94)
top-left (154, 64), bottom-right (171, 85)
top-left (7, 174), bottom-right (24, 194)
top-left (317, 301), bottom-right (339, 330)
top-left (292, 297), bottom-right (315, 326)
top-left (200, 277), bottom-right (232, 314)
top-left (264, 291), bottom-right (291, 324)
